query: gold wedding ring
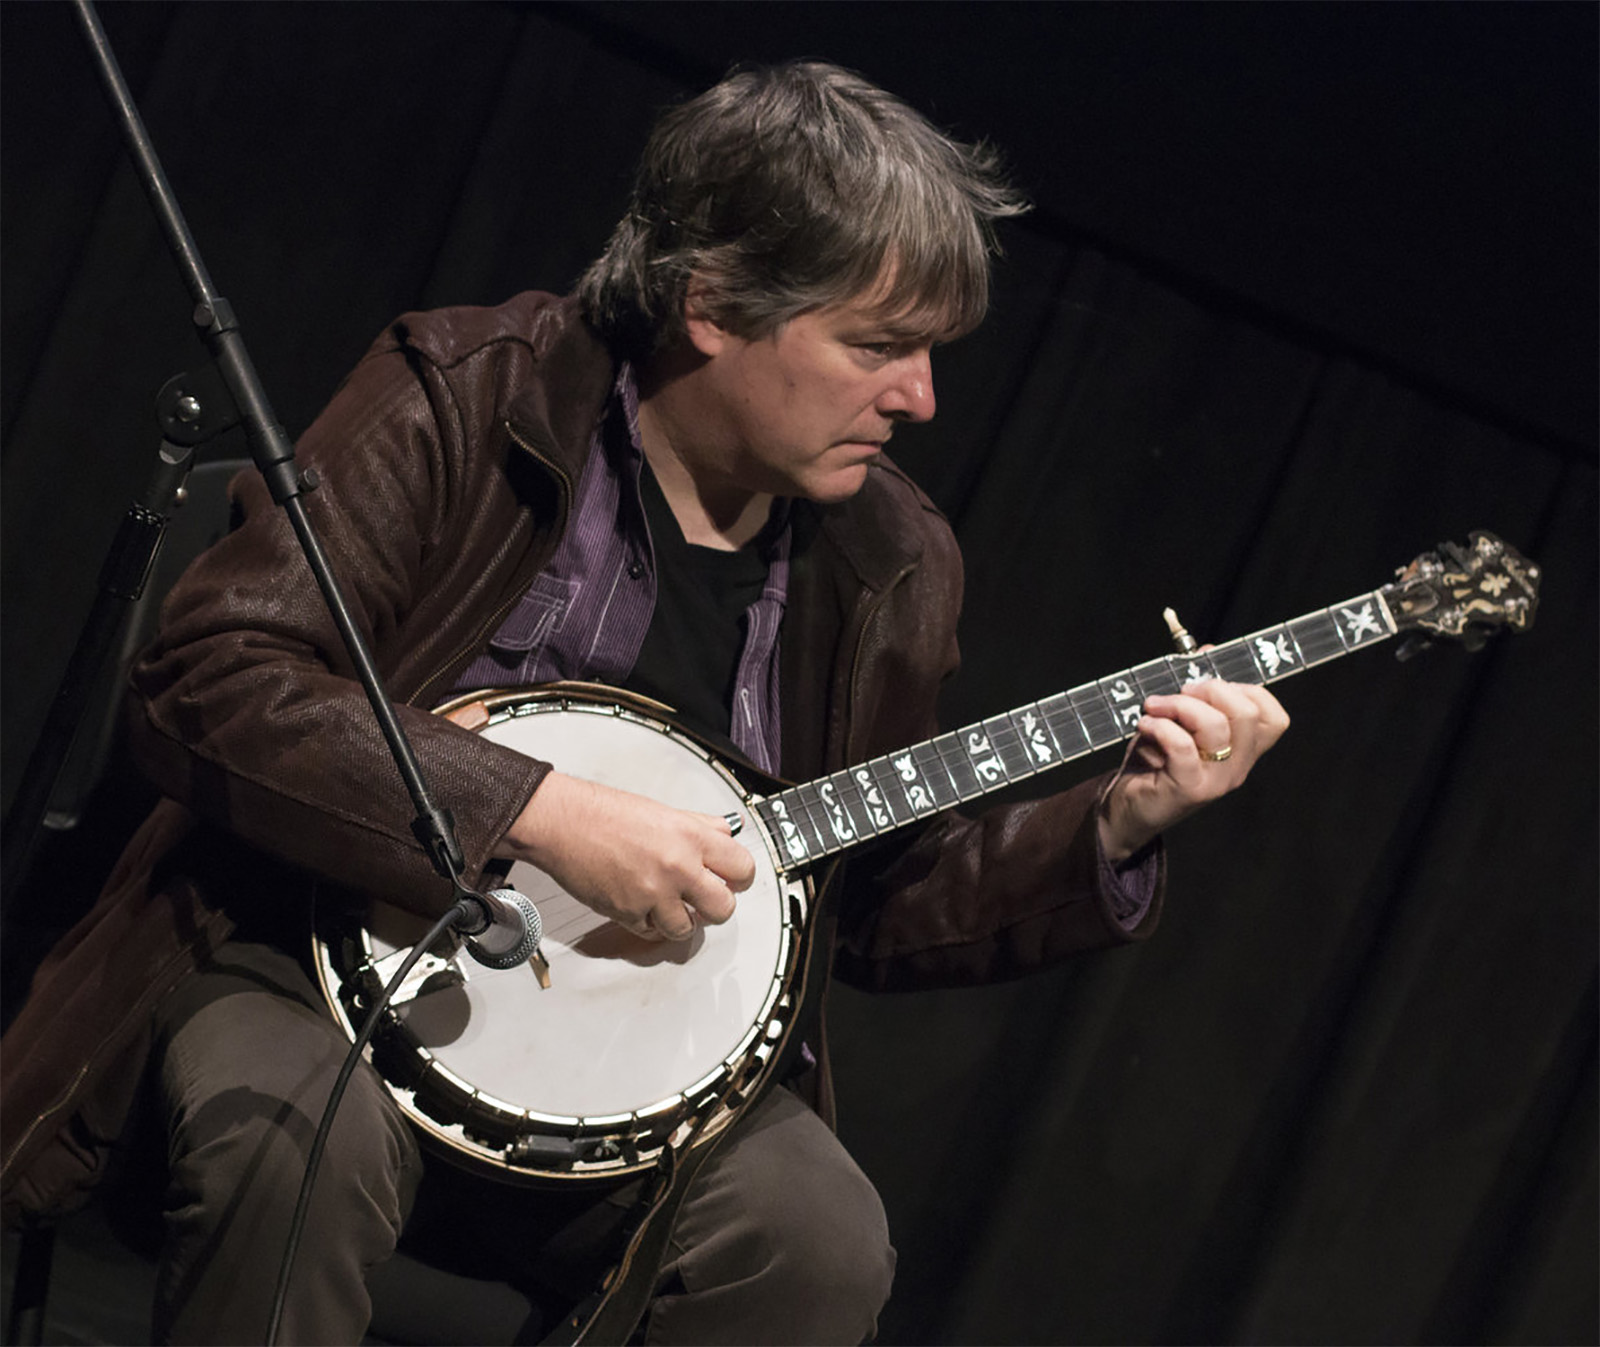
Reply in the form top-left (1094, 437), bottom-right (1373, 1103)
top-left (1199, 745), bottom-right (1234, 763)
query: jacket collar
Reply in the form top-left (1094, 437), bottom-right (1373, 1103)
top-left (811, 457), bottom-right (928, 594)
top-left (503, 297), bottom-right (616, 491)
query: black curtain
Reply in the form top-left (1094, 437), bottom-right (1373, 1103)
top-left (3, 4), bottom-right (1594, 1343)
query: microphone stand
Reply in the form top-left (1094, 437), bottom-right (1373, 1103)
top-left (55, 7), bottom-right (503, 1339)
top-left (62, 0), bottom-right (474, 894)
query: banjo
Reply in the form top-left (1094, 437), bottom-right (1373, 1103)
top-left (313, 531), bottom-right (1538, 1186)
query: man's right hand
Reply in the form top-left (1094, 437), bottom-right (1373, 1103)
top-left (493, 771), bottom-right (755, 940)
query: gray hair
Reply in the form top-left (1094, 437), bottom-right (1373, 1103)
top-left (576, 61), bottom-right (1030, 356)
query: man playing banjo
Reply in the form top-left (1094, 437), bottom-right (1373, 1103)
top-left (1, 60), bottom-right (1286, 1343)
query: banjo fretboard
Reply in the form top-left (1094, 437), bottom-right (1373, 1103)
top-left (752, 590), bottom-right (1396, 870)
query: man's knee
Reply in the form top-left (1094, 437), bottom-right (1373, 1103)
top-left (173, 1063), bottom-right (416, 1213)
top-left (755, 1159), bottom-right (896, 1328)
top-left (654, 1089), bottom-right (896, 1343)
top-left (161, 985), bottom-right (421, 1238)
top-left (155, 987), bottom-right (421, 1343)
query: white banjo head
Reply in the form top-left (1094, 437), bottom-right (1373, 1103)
top-left (314, 689), bottom-right (811, 1184)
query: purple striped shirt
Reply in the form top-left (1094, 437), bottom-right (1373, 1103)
top-left (454, 367), bottom-right (790, 774)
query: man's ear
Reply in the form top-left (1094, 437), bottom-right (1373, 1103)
top-left (683, 280), bottom-right (730, 358)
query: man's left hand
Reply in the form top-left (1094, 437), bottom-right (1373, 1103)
top-left (1097, 679), bottom-right (1290, 863)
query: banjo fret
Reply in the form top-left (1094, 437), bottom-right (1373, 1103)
top-left (1128, 655), bottom-right (1183, 700)
top-left (1095, 671), bottom-right (1147, 736)
top-left (1291, 611), bottom-right (1345, 666)
top-left (789, 784), bottom-right (834, 858)
top-left (934, 729), bottom-right (984, 799)
top-left (1007, 702), bottom-right (1062, 769)
top-left (824, 768), bottom-right (871, 842)
top-left (1167, 648), bottom-right (1220, 687)
top-left (910, 740), bottom-right (961, 810)
top-left (1038, 691), bottom-right (1090, 759)
top-left (853, 758), bottom-right (899, 832)
top-left (816, 772), bottom-right (864, 846)
top-left (1210, 634), bottom-right (1266, 684)
top-left (864, 756), bottom-right (908, 830)
top-left (1069, 683), bottom-right (1124, 752)
top-left (983, 711), bottom-right (1033, 781)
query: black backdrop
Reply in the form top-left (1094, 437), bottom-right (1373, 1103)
top-left (3, 4), bottom-right (1595, 1343)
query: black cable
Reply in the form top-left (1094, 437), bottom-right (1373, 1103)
top-left (265, 896), bottom-right (477, 1346)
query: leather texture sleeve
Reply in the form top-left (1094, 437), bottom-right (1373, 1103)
top-left (126, 332), bottom-right (552, 917)
top-left (827, 486), bottom-right (1165, 993)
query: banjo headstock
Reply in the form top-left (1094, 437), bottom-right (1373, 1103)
top-left (1382, 530), bottom-right (1540, 653)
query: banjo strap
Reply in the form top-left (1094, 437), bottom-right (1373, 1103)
top-left (541, 1111), bottom-right (734, 1347)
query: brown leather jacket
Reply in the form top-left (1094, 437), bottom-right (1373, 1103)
top-left (0, 293), bottom-right (1161, 1223)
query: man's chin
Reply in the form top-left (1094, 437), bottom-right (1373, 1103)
top-left (800, 460), bottom-right (876, 505)
top-left (801, 462), bottom-right (874, 505)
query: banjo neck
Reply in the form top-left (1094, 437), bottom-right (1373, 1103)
top-left (751, 528), bottom-right (1540, 873)
top-left (751, 588), bottom-right (1398, 871)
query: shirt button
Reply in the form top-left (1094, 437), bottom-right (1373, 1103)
top-left (627, 560), bottom-right (645, 580)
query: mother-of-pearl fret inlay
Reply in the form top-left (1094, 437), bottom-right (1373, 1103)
top-left (752, 591), bottom-right (1397, 870)
top-left (1017, 709), bottom-right (1055, 763)
top-left (965, 729), bottom-right (1006, 783)
top-left (818, 781), bottom-right (855, 843)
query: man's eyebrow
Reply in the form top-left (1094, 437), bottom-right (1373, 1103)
top-left (850, 316), bottom-right (946, 343)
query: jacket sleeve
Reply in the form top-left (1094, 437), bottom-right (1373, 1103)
top-left (126, 338), bottom-right (549, 917)
top-left (828, 508), bottom-right (1164, 993)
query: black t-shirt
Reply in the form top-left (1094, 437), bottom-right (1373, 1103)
top-left (626, 462), bottom-right (769, 758)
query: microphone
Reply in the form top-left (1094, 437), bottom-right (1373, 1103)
top-left (458, 887), bottom-right (543, 970)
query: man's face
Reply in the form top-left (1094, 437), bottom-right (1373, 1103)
top-left (686, 290), bottom-right (942, 504)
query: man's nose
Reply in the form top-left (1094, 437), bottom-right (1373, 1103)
top-left (880, 348), bottom-right (936, 423)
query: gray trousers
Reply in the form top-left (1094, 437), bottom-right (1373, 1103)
top-left (149, 940), bottom-right (895, 1345)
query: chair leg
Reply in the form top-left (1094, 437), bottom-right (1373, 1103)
top-left (5, 1222), bottom-right (55, 1347)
